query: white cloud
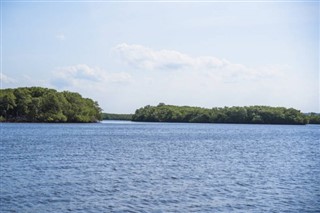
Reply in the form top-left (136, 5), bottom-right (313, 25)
top-left (54, 64), bottom-right (101, 82)
top-left (51, 64), bottom-right (132, 89)
top-left (113, 43), bottom-right (281, 81)
top-left (56, 33), bottom-right (66, 41)
top-left (0, 73), bottom-right (16, 84)
top-left (114, 43), bottom-right (226, 70)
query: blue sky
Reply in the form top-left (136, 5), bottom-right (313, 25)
top-left (1, 1), bottom-right (319, 113)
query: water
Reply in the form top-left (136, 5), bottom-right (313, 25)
top-left (1, 121), bottom-right (319, 212)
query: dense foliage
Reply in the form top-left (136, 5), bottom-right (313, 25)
top-left (102, 113), bottom-right (132, 120)
top-left (305, 113), bottom-right (320, 124)
top-left (132, 103), bottom-right (313, 125)
top-left (0, 87), bottom-right (102, 122)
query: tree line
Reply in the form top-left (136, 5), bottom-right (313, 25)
top-left (102, 113), bottom-right (133, 120)
top-left (306, 113), bottom-right (320, 124)
top-left (1, 87), bottom-right (319, 124)
top-left (132, 103), bottom-right (320, 125)
top-left (0, 87), bottom-right (102, 122)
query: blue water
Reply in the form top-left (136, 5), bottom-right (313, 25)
top-left (1, 122), bottom-right (319, 212)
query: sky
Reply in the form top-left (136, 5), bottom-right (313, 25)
top-left (1, 1), bottom-right (319, 113)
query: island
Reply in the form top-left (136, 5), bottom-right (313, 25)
top-left (0, 87), bottom-right (102, 122)
top-left (131, 103), bottom-right (320, 125)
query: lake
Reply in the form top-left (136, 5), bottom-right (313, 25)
top-left (0, 121), bottom-right (319, 212)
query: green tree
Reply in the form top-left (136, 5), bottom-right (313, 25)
top-left (0, 91), bottom-right (17, 120)
top-left (0, 87), bottom-right (102, 123)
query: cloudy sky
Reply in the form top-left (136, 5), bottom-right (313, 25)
top-left (1, 1), bottom-right (319, 113)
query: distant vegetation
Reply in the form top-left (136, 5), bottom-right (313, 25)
top-left (306, 113), bottom-right (320, 124)
top-left (1, 87), bottom-right (319, 125)
top-left (0, 87), bottom-right (102, 122)
top-left (102, 113), bottom-right (132, 120)
top-left (132, 103), bottom-right (320, 125)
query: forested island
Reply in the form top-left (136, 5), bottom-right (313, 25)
top-left (132, 103), bottom-right (320, 125)
top-left (0, 87), bottom-right (102, 122)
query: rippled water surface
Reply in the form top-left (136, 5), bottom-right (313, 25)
top-left (1, 122), bottom-right (319, 212)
